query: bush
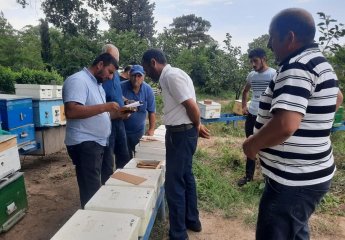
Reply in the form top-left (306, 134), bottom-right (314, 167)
top-left (0, 66), bottom-right (64, 94)
top-left (0, 66), bottom-right (20, 93)
top-left (16, 68), bottom-right (63, 85)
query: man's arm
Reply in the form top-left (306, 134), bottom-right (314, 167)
top-left (145, 112), bottom-right (156, 136)
top-left (65, 101), bottom-right (119, 119)
top-left (241, 82), bottom-right (251, 115)
top-left (182, 99), bottom-right (200, 128)
top-left (181, 99), bottom-right (210, 138)
top-left (336, 90), bottom-right (343, 111)
top-left (243, 109), bottom-right (303, 159)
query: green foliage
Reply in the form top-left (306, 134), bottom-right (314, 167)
top-left (107, 0), bottom-right (156, 42)
top-left (16, 68), bottom-right (63, 85)
top-left (50, 31), bottom-right (100, 77)
top-left (0, 66), bottom-right (20, 93)
top-left (42, 0), bottom-right (99, 37)
top-left (317, 12), bottom-right (345, 53)
top-left (328, 47), bottom-right (345, 89)
top-left (101, 30), bottom-right (149, 66)
top-left (169, 14), bottom-right (213, 49)
top-left (0, 67), bottom-right (63, 94)
top-left (16, 25), bottom-right (45, 70)
top-left (0, 12), bottom-right (21, 68)
top-left (39, 19), bottom-right (52, 68)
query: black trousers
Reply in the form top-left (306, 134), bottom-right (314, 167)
top-left (244, 113), bottom-right (257, 179)
top-left (66, 141), bottom-right (105, 208)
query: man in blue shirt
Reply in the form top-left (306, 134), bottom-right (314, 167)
top-left (102, 44), bottom-right (131, 180)
top-left (121, 65), bottom-right (156, 159)
top-left (63, 53), bottom-right (119, 208)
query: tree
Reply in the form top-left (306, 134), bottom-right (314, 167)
top-left (221, 33), bottom-right (246, 99)
top-left (169, 14), bottom-right (212, 49)
top-left (39, 19), bottom-right (52, 70)
top-left (16, 25), bottom-right (45, 70)
top-left (0, 12), bottom-right (21, 68)
top-left (107, 0), bottom-right (156, 42)
top-left (317, 12), bottom-right (345, 53)
top-left (101, 29), bottom-right (150, 65)
top-left (41, 0), bottom-right (99, 37)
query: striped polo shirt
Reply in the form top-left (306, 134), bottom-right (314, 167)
top-left (254, 43), bottom-right (339, 186)
top-left (247, 67), bottom-right (276, 116)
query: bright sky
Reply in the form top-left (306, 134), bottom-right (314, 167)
top-left (1, 0), bottom-right (345, 51)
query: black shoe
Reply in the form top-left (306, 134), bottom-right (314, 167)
top-left (186, 221), bottom-right (202, 232)
top-left (237, 176), bottom-right (253, 187)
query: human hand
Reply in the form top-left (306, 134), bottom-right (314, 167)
top-left (105, 102), bottom-right (120, 112)
top-left (145, 129), bottom-right (154, 136)
top-left (199, 124), bottom-right (210, 139)
top-left (242, 106), bottom-right (249, 115)
top-left (242, 135), bottom-right (258, 160)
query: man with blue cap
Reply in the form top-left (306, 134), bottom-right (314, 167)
top-left (121, 64), bottom-right (156, 159)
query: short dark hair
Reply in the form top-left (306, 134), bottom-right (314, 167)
top-left (124, 65), bottom-right (132, 72)
top-left (142, 49), bottom-right (167, 65)
top-left (248, 48), bottom-right (266, 59)
top-left (92, 53), bottom-right (119, 69)
top-left (271, 8), bottom-right (315, 44)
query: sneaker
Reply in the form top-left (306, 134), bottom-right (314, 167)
top-left (237, 176), bottom-right (252, 187)
top-left (186, 221), bottom-right (202, 232)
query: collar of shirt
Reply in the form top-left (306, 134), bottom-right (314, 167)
top-left (83, 67), bottom-right (101, 85)
top-left (278, 43), bottom-right (319, 66)
top-left (159, 64), bottom-right (171, 83)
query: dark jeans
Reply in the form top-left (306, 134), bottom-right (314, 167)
top-left (256, 177), bottom-right (331, 240)
top-left (66, 141), bottom-right (105, 209)
top-left (102, 120), bottom-right (130, 182)
top-left (244, 113), bottom-right (257, 179)
top-left (126, 130), bottom-right (144, 160)
top-left (165, 126), bottom-right (199, 240)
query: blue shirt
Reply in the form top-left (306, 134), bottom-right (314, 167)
top-left (63, 67), bottom-right (111, 146)
top-left (102, 71), bottom-right (124, 107)
top-left (121, 81), bottom-right (156, 135)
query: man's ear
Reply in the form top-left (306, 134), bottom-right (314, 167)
top-left (97, 61), bottom-right (104, 71)
top-left (287, 31), bottom-right (296, 50)
top-left (150, 58), bottom-right (156, 67)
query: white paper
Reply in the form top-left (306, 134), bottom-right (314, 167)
top-left (124, 101), bottom-right (143, 108)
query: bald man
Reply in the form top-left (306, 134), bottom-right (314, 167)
top-left (101, 44), bottom-right (131, 184)
top-left (242, 8), bottom-right (343, 240)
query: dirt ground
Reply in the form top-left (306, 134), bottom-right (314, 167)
top-left (1, 148), bottom-right (345, 240)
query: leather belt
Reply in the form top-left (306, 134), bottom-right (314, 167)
top-left (166, 123), bottom-right (194, 132)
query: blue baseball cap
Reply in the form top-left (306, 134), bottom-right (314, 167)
top-left (130, 65), bottom-right (145, 76)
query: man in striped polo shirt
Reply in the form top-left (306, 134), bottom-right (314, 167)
top-left (237, 48), bottom-right (276, 187)
top-left (243, 8), bottom-right (343, 240)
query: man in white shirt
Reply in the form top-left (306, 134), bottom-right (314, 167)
top-left (142, 49), bottom-right (209, 240)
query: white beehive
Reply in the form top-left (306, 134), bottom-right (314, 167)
top-left (0, 135), bottom-right (20, 179)
top-left (84, 186), bottom-right (155, 237)
top-left (135, 150), bottom-right (165, 162)
top-left (124, 158), bottom-right (166, 183)
top-left (105, 168), bottom-right (163, 201)
top-left (198, 100), bottom-right (221, 119)
top-left (50, 210), bottom-right (140, 240)
top-left (52, 85), bottom-right (62, 98)
top-left (136, 145), bottom-right (166, 157)
top-left (139, 139), bottom-right (165, 149)
top-left (15, 84), bottom-right (53, 99)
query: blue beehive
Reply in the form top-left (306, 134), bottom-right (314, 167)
top-left (0, 94), bottom-right (35, 146)
top-left (0, 94), bottom-right (33, 129)
top-left (32, 99), bottom-right (64, 127)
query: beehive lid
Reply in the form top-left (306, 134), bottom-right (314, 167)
top-left (85, 185), bottom-right (155, 217)
top-left (50, 210), bottom-right (140, 240)
top-left (15, 84), bottom-right (54, 89)
top-left (106, 168), bottom-right (163, 193)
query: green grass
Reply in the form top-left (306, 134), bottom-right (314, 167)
top-left (150, 97), bottom-right (345, 239)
